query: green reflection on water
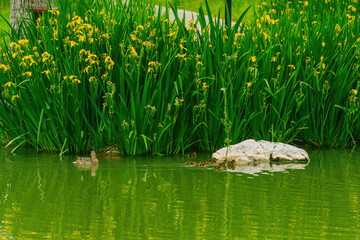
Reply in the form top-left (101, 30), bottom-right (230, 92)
top-left (0, 148), bottom-right (360, 239)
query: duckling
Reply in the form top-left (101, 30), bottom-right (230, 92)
top-left (73, 151), bottom-right (98, 165)
top-left (185, 160), bottom-right (196, 165)
top-left (213, 164), bottom-right (222, 171)
top-left (210, 158), bottom-right (217, 164)
top-left (186, 152), bottom-right (197, 159)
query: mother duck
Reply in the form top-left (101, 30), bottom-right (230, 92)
top-left (73, 151), bottom-right (99, 165)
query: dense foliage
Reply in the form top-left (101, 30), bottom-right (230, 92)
top-left (0, 0), bottom-right (359, 154)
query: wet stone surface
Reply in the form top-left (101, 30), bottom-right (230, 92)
top-left (212, 139), bottom-right (310, 165)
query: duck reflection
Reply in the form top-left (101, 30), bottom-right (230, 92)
top-left (74, 163), bottom-right (99, 176)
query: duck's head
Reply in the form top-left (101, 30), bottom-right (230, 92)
top-left (90, 151), bottom-right (99, 164)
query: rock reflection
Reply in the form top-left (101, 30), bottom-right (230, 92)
top-left (225, 162), bottom-right (308, 175)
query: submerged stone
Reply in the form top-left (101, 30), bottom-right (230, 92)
top-left (212, 139), bottom-right (309, 165)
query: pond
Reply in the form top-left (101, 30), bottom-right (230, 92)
top-left (0, 147), bottom-right (359, 239)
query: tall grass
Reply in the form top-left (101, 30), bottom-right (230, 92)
top-left (0, 0), bottom-right (359, 155)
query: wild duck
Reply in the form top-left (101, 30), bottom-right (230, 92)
top-left (73, 151), bottom-right (98, 165)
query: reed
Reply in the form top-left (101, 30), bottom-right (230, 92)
top-left (0, 0), bottom-right (359, 155)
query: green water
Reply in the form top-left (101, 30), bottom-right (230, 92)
top-left (0, 148), bottom-right (360, 239)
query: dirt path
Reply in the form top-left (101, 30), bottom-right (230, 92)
top-left (153, 4), bottom-right (236, 27)
top-left (122, 0), bottom-right (236, 28)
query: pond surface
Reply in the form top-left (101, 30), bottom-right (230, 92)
top-left (0, 148), bottom-right (360, 239)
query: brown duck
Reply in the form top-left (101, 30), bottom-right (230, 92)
top-left (73, 151), bottom-right (99, 165)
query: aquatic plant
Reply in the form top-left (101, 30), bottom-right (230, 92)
top-left (0, 0), bottom-right (359, 154)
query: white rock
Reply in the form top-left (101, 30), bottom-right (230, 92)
top-left (212, 139), bottom-right (309, 165)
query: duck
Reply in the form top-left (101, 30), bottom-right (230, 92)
top-left (73, 151), bottom-right (99, 165)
